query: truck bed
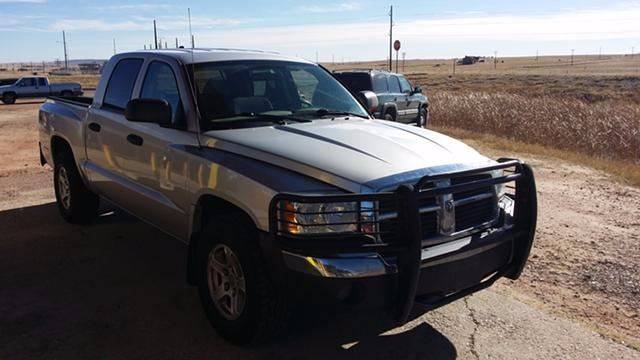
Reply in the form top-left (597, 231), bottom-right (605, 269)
top-left (48, 95), bottom-right (93, 107)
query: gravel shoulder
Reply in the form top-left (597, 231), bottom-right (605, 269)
top-left (1, 102), bottom-right (638, 358)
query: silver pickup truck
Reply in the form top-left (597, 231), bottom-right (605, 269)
top-left (1, 76), bottom-right (82, 104)
top-left (38, 49), bottom-right (537, 345)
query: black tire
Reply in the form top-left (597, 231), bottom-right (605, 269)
top-left (196, 215), bottom-right (288, 345)
top-left (416, 107), bottom-right (428, 128)
top-left (2, 92), bottom-right (16, 104)
top-left (53, 151), bottom-right (99, 224)
top-left (384, 112), bottom-right (395, 121)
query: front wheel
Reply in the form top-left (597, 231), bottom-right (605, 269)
top-left (416, 107), bottom-right (428, 128)
top-left (2, 93), bottom-right (16, 104)
top-left (53, 152), bottom-right (99, 224)
top-left (384, 112), bottom-right (395, 121)
top-left (197, 216), bottom-right (289, 345)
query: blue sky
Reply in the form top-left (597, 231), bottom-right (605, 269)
top-left (1, 0), bottom-right (639, 62)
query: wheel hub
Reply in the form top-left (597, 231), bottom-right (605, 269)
top-left (58, 167), bottom-right (71, 210)
top-left (207, 244), bottom-right (246, 320)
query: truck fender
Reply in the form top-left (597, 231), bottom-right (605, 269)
top-left (380, 103), bottom-right (398, 119)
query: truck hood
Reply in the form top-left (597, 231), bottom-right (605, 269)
top-left (201, 119), bottom-right (493, 191)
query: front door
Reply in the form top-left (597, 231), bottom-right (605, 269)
top-left (15, 78), bottom-right (37, 97)
top-left (398, 76), bottom-right (418, 122)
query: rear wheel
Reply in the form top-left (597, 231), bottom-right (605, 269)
top-left (197, 215), bottom-right (289, 345)
top-left (384, 111), bottom-right (395, 121)
top-left (53, 151), bottom-right (99, 224)
top-left (2, 92), bottom-right (16, 104)
top-left (416, 107), bottom-right (428, 128)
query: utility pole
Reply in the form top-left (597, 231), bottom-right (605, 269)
top-left (388, 5), bottom-right (393, 71)
top-left (175, 38), bottom-right (179, 48)
top-left (571, 49), bottom-right (575, 66)
top-left (494, 51), bottom-right (497, 70)
top-left (153, 20), bottom-right (158, 49)
top-left (402, 52), bottom-right (406, 72)
top-left (113, 38), bottom-right (116, 55)
top-left (332, 54), bottom-right (335, 65)
top-left (599, 47), bottom-right (602, 60)
top-left (62, 30), bottom-right (68, 70)
top-left (536, 49), bottom-right (539, 61)
top-left (453, 58), bottom-right (456, 77)
top-left (144, 45), bottom-right (147, 50)
top-left (164, 41), bottom-right (168, 49)
top-left (188, 8), bottom-right (194, 49)
top-left (395, 48), bottom-right (399, 73)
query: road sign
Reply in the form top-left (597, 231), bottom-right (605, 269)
top-left (394, 40), bottom-right (401, 51)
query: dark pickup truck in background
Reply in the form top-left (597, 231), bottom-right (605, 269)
top-left (334, 69), bottom-right (429, 127)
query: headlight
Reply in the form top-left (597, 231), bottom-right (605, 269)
top-left (279, 200), bottom-right (377, 235)
top-left (493, 169), bottom-right (514, 216)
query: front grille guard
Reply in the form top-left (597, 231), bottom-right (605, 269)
top-left (268, 159), bottom-right (537, 321)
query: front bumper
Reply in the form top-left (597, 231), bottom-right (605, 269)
top-left (269, 159), bottom-right (537, 322)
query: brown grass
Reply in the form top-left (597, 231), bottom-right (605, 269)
top-left (428, 91), bottom-right (640, 163)
top-left (433, 125), bottom-right (640, 188)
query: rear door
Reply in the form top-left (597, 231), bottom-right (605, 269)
top-left (388, 75), bottom-right (407, 121)
top-left (371, 73), bottom-right (391, 119)
top-left (84, 58), bottom-right (145, 207)
top-left (36, 77), bottom-right (49, 96)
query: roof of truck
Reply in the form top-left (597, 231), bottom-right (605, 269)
top-left (119, 48), bottom-right (314, 65)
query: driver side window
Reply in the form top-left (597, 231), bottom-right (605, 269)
top-left (20, 78), bottom-right (35, 87)
top-left (398, 76), bottom-right (412, 94)
top-left (140, 61), bottom-right (183, 125)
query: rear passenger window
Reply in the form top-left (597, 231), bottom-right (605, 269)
top-left (372, 74), bottom-right (388, 92)
top-left (37, 78), bottom-right (47, 86)
top-left (103, 59), bottom-right (143, 110)
top-left (388, 75), bottom-right (401, 93)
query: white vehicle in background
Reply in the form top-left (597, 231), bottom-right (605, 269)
top-left (0, 76), bottom-right (82, 104)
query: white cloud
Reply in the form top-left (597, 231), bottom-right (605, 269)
top-left (92, 4), bottom-right (174, 12)
top-left (296, 2), bottom-right (362, 14)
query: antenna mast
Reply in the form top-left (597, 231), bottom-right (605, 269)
top-left (388, 5), bottom-right (393, 71)
top-left (188, 8), bottom-right (194, 49)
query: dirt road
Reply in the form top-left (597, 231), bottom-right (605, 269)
top-left (1, 102), bottom-right (639, 359)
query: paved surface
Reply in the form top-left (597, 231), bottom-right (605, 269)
top-left (1, 200), bottom-right (637, 359)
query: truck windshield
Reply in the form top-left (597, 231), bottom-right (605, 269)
top-left (192, 60), bottom-right (369, 131)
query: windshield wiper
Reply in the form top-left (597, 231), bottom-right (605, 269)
top-left (313, 109), bottom-right (370, 119)
top-left (235, 113), bottom-right (311, 124)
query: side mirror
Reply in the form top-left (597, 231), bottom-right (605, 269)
top-left (125, 98), bottom-right (172, 126)
top-left (356, 91), bottom-right (379, 113)
top-left (412, 86), bottom-right (422, 94)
